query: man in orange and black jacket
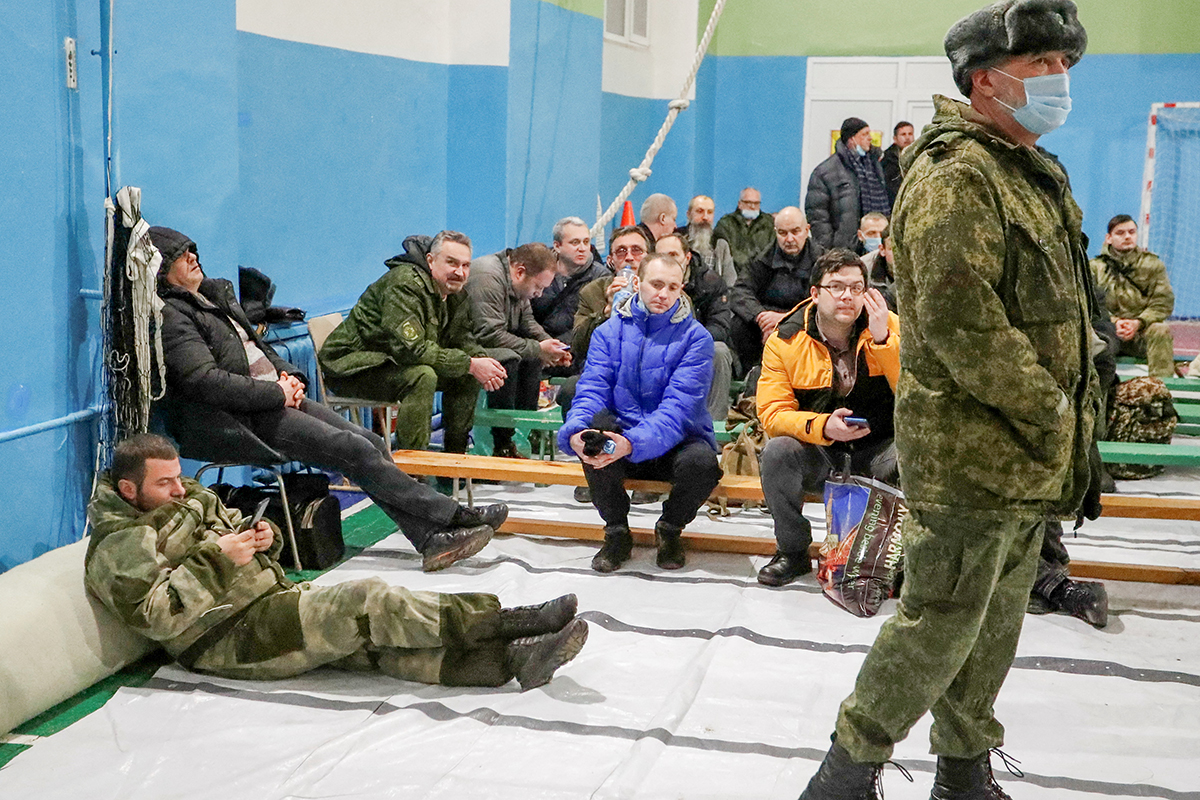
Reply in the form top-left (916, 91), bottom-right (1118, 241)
top-left (755, 248), bottom-right (900, 587)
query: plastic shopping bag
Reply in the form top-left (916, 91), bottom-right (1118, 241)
top-left (817, 473), bottom-right (906, 617)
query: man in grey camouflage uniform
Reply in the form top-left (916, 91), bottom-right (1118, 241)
top-left (799, 2), bottom-right (1101, 798)
top-left (86, 434), bottom-right (588, 689)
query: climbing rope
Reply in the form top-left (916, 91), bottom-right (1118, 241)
top-left (590, 0), bottom-right (728, 241)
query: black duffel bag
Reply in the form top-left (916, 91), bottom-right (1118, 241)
top-left (216, 472), bottom-right (344, 571)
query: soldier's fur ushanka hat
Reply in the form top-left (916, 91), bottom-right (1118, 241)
top-left (944, 0), bottom-right (1087, 96)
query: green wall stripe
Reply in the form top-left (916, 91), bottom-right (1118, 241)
top-left (701, 0), bottom-right (1200, 57)
top-left (541, 0), bottom-right (603, 19)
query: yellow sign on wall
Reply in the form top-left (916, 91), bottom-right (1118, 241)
top-left (831, 130), bottom-right (884, 154)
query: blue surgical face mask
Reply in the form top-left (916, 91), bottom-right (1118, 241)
top-left (741, 208), bottom-right (760, 221)
top-left (991, 69), bottom-right (1071, 135)
top-left (854, 144), bottom-right (867, 157)
top-left (863, 236), bottom-right (882, 252)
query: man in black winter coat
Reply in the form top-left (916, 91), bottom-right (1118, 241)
top-left (804, 117), bottom-right (890, 251)
top-left (531, 216), bottom-right (611, 358)
top-left (728, 207), bottom-right (824, 373)
top-left (149, 226), bottom-right (507, 573)
top-left (880, 120), bottom-right (915, 208)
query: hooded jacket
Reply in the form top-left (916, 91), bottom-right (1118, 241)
top-left (558, 294), bottom-right (717, 462)
top-left (1089, 244), bottom-right (1174, 329)
top-left (318, 236), bottom-right (485, 382)
top-left (891, 95), bottom-right (1099, 515)
top-left (531, 255), bottom-right (611, 342)
top-left (757, 299), bottom-right (900, 449)
top-left (85, 476), bottom-right (291, 665)
top-left (805, 140), bottom-right (886, 251)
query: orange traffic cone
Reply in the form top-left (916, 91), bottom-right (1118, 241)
top-left (620, 200), bottom-right (635, 227)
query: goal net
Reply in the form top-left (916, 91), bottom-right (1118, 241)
top-left (1141, 103), bottom-right (1200, 318)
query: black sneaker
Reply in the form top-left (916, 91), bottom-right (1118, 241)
top-left (1051, 579), bottom-right (1109, 628)
top-left (499, 594), bottom-right (579, 639)
top-left (630, 490), bottom-right (662, 505)
top-left (452, 503), bottom-right (509, 531)
top-left (573, 485), bottom-right (592, 503)
top-left (507, 618), bottom-right (589, 690)
top-left (757, 551), bottom-right (812, 586)
top-left (421, 524), bottom-right (493, 572)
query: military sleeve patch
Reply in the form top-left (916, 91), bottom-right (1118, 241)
top-left (400, 319), bottom-right (422, 345)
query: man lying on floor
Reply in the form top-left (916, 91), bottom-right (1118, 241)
top-left (84, 434), bottom-right (588, 690)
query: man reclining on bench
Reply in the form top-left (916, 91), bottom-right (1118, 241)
top-left (85, 435), bottom-right (588, 690)
top-left (558, 253), bottom-right (723, 572)
top-left (150, 226), bottom-right (501, 572)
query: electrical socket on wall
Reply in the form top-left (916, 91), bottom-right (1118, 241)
top-left (64, 37), bottom-right (77, 89)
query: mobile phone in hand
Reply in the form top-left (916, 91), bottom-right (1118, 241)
top-left (240, 497), bottom-right (271, 532)
top-left (844, 416), bottom-right (870, 428)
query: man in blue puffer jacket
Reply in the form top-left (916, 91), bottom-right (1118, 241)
top-left (558, 253), bottom-right (723, 572)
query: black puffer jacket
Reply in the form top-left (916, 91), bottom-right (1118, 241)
top-left (804, 140), bottom-right (885, 250)
top-left (685, 252), bottom-right (732, 344)
top-left (728, 241), bottom-right (824, 323)
top-left (531, 255), bottom-right (611, 342)
top-left (157, 276), bottom-right (305, 464)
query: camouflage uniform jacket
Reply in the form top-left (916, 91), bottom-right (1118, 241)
top-left (891, 95), bottom-right (1099, 516)
top-left (318, 236), bottom-right (485, 381)
top-left (85, 476), bottom-right (290, 661)
top-left (713, 210), bottom-right (776, 270)
top-left (1089, 244), bottom-right (1174, 328)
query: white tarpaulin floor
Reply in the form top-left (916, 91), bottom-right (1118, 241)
top-left (2, 484), bottom-right (1198, 799)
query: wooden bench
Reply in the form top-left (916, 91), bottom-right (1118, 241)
top-left (392, 450), bottom-right (1200, 585)
top-left (1097, 440), bottom-right (1200, 467)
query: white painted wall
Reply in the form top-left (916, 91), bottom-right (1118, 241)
top-left (799, 56), bottom-right (964, 203)
top-left (601, 0), bottom-right (698, 99)
top-left (236, 0), bottom-right (511, 66)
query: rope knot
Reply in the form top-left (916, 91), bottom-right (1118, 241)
top-left (668, 99), bottom-right (690, 111)
top-left (629, 167), bottom-right (651, 182)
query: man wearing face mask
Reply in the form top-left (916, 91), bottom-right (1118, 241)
top-left (805, 118), bottom-right (890, 252)
top-left (798, 1), bottom-right (1100, 797)
top-left (855, 212), bottom-right (889, 257)
top-left (713, 187), bottom-right (777, 272)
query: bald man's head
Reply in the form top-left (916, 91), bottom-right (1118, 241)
top-left (773, 207), bottom-right (810, 256)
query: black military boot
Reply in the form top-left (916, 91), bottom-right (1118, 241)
top-left (498, 594), bottom-right (578, 639)
top-left (798, 739), bottom-right (882, 800)
top-left (451, 502), bottom-right (509, 531)
top-left (1049, 579), bottom-right (1109, 628)
top-left (506, 618), bottom-right (589, 690)
top-left (592, 525), bottom-right (633, 572)
top-left (655, 521), bottom-right (686, 569)
top-left (930, 752), bottom-right (1014, 800)
top-left (421, 524), bottom-right (494, 572)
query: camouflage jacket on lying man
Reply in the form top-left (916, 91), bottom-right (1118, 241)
top-left (890, 95), bottom-right (1101, 517)
top-left (85, 476), bottom-right (289, 660)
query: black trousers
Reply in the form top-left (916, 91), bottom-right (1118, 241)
top-left (583, 438), bottom-right (722, 529)
top-left (248, 399), bottom-right (458, 550)
top-left (485, 347), bottom-right (543, 450)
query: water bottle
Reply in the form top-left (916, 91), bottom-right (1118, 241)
top-left (610, 266), bottom-right (636, 317)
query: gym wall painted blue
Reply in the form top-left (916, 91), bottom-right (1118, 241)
top-left (448, 64), bottom-right (508, 254)
top-left (506, 0), bottom-right (603, 246)
top-left (237, 32), bottom-right (452, 314)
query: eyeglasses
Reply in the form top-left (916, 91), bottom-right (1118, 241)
top-left (612, 246), bottom-right (646, 258)
top-left (816, 282), bottom-right (866, 297)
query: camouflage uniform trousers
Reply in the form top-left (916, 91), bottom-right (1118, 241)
top-left (327, 365), bottom-right (479, 453)
top-left (835, 508), bottom-right (1043, 762)
top-left (190, 577), bottom-right (511, 686)
top-left (1117, 322), bottom-right (1175, 378)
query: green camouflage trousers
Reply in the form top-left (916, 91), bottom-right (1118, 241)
top-left (1117, 322), bottom-right (1175, 378)
top-left (326, 365), bottom-right (479, 453)
top-left (190, 577), bottom-right (509, 686)
top-left (835, 509), bottom-right (1043, 762)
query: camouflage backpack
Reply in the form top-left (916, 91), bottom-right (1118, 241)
top-left (1105, 376), bottom-right (1178, 479)
top-left (708, 386), bottom-right (767, 516)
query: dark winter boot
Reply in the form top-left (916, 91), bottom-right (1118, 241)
top-left (930, 751), bottom-right (1015, 800)
top-left (1049, 579), bottom-right (1109, 628)
top-left (506, 618), bottom-right (589, 690)
top-left (498, 594), bottom-right (578, 639)
top-left (798, 739), bottom-right (882, 800)
top-left (592, 525), bottom-right (633, 572)
top-left (655, 521), bottom-right (686, 569)
top-left (451, 503), bottom-right (509, 531)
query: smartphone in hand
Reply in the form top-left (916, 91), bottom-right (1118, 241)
top-left (844, 416), bottom-right (870, 428)
top-left (239, 497), bottom-right (271, 532)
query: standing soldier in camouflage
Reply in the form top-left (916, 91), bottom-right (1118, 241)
top-left (799, 2), bottom-right (1101, 797)
top-left (86, 434), bottom-right (588, 690)
top-left (319, 231), bottom-right (508, 453)
top-left (1089, 214), bottom-right (1176, 378)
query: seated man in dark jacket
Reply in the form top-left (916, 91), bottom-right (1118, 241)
top-left (728, 206), bottom-right (824, 373)
top-left (531, 216), bottom-right (611, 353)
top-left (318, 232), bottom-right (508, 454)
top-left (653, 232), bottom-right (734, 421)
top-left (150, 226), bottom-right (502, 573)
top-left (558, 253), bottom-right (723, 573)
top-left (755, 249), bottom-right (900, 586)
top-left (86, 433), bottom-right (587, 689)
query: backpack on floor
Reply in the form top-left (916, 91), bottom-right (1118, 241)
top-left (216, 472), bottom-right (345, 571)
top-left (1106, 376), bottom-right (1178, 480)
top-left (707, 391), bottom-right (767, 516)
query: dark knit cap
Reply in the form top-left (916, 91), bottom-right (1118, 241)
top-left (945, 0), bottom-right (1087, 97)
top-left (148, 226), bottom-right (197, 277)
top-left (839, 117), bottom-right (870, 144)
